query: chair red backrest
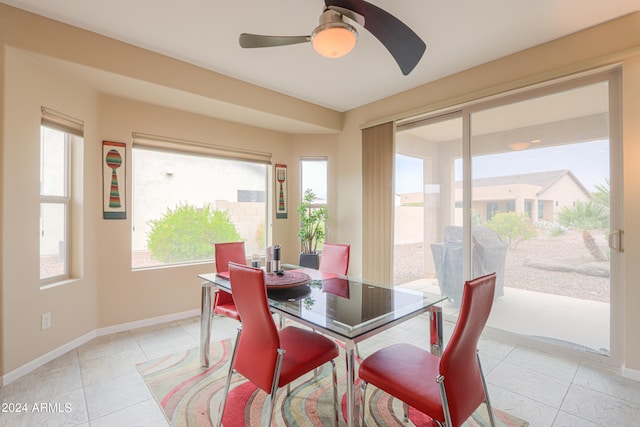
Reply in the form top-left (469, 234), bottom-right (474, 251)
top-left (215, 242), bottom-right (246, 273)
top-left (319, 243), bottom-right (350, 275)
top-left (439, 273), bottom-right (496, 427)
top-left (229, 262), bottom-right (280, 392)
top-left (214, 242), bottom-right (247, 319)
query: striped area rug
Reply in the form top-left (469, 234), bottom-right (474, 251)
top-left (137, 339), bottom-right (528, 427)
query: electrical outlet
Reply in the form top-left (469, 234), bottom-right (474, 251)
top-left (42, 312), bottom-right (51, 330)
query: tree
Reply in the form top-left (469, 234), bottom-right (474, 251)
top-left (484, 212), bottom-right (537, 250)
top-left (147, 203), bottom-right (241, 263)
top-left (591, 178), bottom-right (610, 210)
top-left (297, 189), bottom-right (328, 254)
top-left (557, 201), bottom-right (608, 261)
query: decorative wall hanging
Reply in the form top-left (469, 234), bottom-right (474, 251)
top-left (275, 164), bottom-right (288, 219)
top-left (103, 141), bottom-right (127, 219)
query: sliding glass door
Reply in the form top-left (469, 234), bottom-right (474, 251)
top-left (394, 113), bottom-right (462, 287)
top-left (394, 71), bottom-right (621, 359)
top-left (469, 78), bottom-right (615, 356)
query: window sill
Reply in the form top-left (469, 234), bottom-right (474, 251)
top-left (40, 277), bottom-right (79, 291)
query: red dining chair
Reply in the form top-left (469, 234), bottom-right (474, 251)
top-left (217, 263), bottom-right (340, 427)
top-left (358, 273), bottom-right (497, 427)
top-left (317, 242), bottom-right (352, 359)
top-left (319, 242), bottom-right (350, 275)
top-left (213, 241), bottom-right (246, 321)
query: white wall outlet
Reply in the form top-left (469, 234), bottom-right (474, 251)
top-left (41, 312), bottom-right (51, 330)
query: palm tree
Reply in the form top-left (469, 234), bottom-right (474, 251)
top-left (591, 178), bottom-right (610, 211)
top-left (558, 201), bottom-right (608, 261)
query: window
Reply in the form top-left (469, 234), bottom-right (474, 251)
top-left (301, 158), bottom-right (327, 206)
top-left (538, 200), bottom-right (544, 220)
top-left (300, 158), bottom-right (328, 246)
top-left (486, 202), bottom-right (499, 221)
top-left (40, 108), bottom-right (83, 284)
top-left (132, 136), bottom-right (270, 269)
top-left (524, 200), bottom-right (533, 218)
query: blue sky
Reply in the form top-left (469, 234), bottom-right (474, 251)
top-left (396, 139), bottom-right (609, 194)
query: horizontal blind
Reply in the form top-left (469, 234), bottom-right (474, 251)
top-left (132, 132), bottom-right (272, 164)
top-left (41, 107), bottom-right (84, 136)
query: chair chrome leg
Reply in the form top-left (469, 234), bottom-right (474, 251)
top-left (266, 348), bottom-right (286, 427)
top-left (217, 328), bottom-right (242, 427)
top-left (330, 360), bottom-right (338, 427)
top-left (359, 380), bottom-right (368, 427)
top-left (436, 374), bottom-right (453, 427)
top-left (477, 352), bottom-right (497, 427)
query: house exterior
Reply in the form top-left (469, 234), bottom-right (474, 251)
top-left (461, 169), bottom-right (591, 223)
top-left (395, 169), bottom-right (591, 246)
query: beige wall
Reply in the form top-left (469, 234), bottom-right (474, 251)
top-left (2, 4), bottom-right (640, 381)
top-left (0, 41), bottom-right (5, 381)
top-left (0, 4), bottom-right (326, 376)
top-left (3, 47), bottom-right (100, 373)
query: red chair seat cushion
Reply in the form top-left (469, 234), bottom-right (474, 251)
top-left (277, 326), bottom-right (339, 387)
top-left (214, 289), bottom-right (240, 321)
top-left (214, 302), bottom-right (240, 321)
top-left (358, 342), bottom-right (445, 422)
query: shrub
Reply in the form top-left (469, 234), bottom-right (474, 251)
top-left (147, 203), bottom-right (241, 263)
top-left (549, 224), bottom-right (568, 237)
top-left (485, 212), bottom-right (537, 250)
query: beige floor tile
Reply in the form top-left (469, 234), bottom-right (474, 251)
top-left (89, 398), bottom-right (169, 427)
top-left (79, 348), bottom-right (148, 387)
top-left (487, 361), bottom-right (570, 408)
top-left (561, 384), bottom-right (640, 426)
top-left (553, 411), bottom-right (601, 427)
top-left (76, 331), bottom-right (139, 363)
top-left (5, 314), bottom-right (640, 427)
top-left (83, 372), bottom-right (152, 420)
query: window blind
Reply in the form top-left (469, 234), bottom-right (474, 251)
top-left (362, 121), bottom-right (394, 284)
top-left (132, 132), bottom-right (272, 165)
top-left (41, 107), bottom-right (84, 136)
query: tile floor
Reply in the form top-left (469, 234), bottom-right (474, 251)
top-left (1, 313), bottom-right (640, 426)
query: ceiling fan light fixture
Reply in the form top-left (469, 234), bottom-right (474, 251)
top-left (311, 22), bottom-right (357, 58)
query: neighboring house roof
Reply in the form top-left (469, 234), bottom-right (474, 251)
top-left (457, 169), bottom-right (591, 196)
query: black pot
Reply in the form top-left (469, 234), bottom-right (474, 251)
top-left (299, 252), bottom-right (319, 269)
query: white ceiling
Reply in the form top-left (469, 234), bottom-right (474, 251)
top-left (2, 0), bottom-right (638, 112)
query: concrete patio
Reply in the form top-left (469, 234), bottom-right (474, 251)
top-left (401, 278), bottom-right (610, 356)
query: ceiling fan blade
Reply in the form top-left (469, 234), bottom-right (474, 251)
top-left (239, 33), bottom-right (310, 48)
top-left (325, 0), bottom-right (426, 75)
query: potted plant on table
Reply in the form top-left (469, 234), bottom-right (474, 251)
top-left (297, 188), bottom-right (328, 269)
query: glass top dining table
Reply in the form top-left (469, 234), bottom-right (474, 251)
top-left (198, 265), bottom-right (447, 427)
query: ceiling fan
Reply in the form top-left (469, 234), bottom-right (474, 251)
top-left (239, 0), bottom-right (426, 76)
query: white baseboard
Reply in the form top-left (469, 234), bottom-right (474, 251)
top-left (95, 309), bottom-right (200, 336)
top-left (622, 366), bottom-right (640, 381)
top-left (1, 309), bottom-right (201, 386)
top-left (2, 330), bottom-right (96, 386)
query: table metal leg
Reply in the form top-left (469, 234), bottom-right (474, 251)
top-left (429, 305), bottom-right (443, 356)
top-left (200, 285), bottom-right (214, 367)
top-left (345, 340), bottom-right (356, 427)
